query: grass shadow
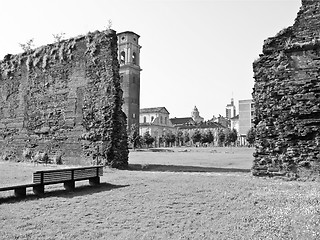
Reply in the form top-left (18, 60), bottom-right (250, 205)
top-left (135, 148), bottom-right (175, 152)
top-left (128, 164), bottom-right (251, 173)
top-left (0, 183), bottom-right (129, 204)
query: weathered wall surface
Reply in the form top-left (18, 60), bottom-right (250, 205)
top-left (252, 0), bottom-right (320, 179)
top-left (0, 30), bottom-right (128, 168)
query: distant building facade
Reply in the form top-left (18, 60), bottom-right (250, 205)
top-left (139, 107), bottom-right (176, 138)
top-left (230, 115), bottom-right (239, 133)
top-left (226, 98), bottom-right (236, 119)
top-left (170, 107), bottom-right (226, 146)
top-left (140, 105), bottom-right (228, 146)
top-left (217, 115), bottom-right (230, 128)
top-left (239, 99), bottom-right (255, 145)
top-left (170, 106), bottom-right (204, 127)
top-left (117, 31), bottom-right (141, 130)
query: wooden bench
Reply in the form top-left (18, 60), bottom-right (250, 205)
top-left (0, 183), bottom-right (40, 198)
top-left (32, 166), bottom-right (103, 195)
top-left (0, 166), bottom-right (103, 198)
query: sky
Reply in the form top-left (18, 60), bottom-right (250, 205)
top-left (0, 0), bottom-right (301, 120)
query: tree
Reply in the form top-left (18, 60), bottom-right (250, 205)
top-left (106, 19), bottom-right (112, 30)
top-left (158, 136), bottom-right (164, 147)
top-left (177, 131), bottom-right (184, 146)
top-left (208, 131), bottom-right (215, 144)
top-left (143, 131), bottom-right (155, 148)
top-left (128, 123), bottom-right (141, 150)
top-left (201, 131), bottom-right (214, 145)
top-left (218, 129), bottom-right (226, 147)
top-left (225, 128), bottom-right (238, 146)
top-left (19, 39), bottom-right (34, 52)
top-left (183, 132), bottom-right (190, 145)
top-left (246, 127), bottom-right (256, 146)
top-left (191, 130), bottom-right (202, 145)
top-left (53, 33), bottom-right (66, 43)
top-left (164, 132), bottom-right (176, 147)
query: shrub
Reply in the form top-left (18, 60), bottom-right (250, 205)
top-left (53, 154), bottom-right (63, 165)
top-left (22, 148), bottom-right (32, 161)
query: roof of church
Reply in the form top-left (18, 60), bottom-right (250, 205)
top-left (140, 107), bottom-right (169, 114)
top-left (170, 117), bottom-right (195, 125)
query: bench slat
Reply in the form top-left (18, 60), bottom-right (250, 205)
top-left (44, 172), bottom-right (72, 178)
top-left (74, 174), bottom-right (96, 179)
top-left (33, 166), bottom-right (103, 174)
top-left (43, 176), bottom-right (71, 182)
top-left (74, 169), bottom-right (97, 178)
top-left (34, 171), bottom-right (72, 184)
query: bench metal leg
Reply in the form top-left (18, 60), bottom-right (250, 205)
top-left (33, 185), bottom-right (44, 195)
top-left (14, 188), bottom-right (26, 198)
top-left (89, 177), bottom-right (100, 186)
top-left (64, 180), bottom-right (75, 191)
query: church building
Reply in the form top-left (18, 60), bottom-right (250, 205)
top-left (139, 107), bottom-right (176, 138)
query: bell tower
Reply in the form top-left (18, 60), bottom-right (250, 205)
top-left (117, 31), bottom-right (141, 130)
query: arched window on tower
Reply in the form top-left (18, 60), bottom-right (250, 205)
top-left (132, 52), bottom-right (137, 65)
top-left (120, 51), bottom-right (125, 64)
top-left (144, 116), bottom-right (147, 123)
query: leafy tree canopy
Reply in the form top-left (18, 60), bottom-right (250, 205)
top-left (246, 127), bottom-right (256, 145)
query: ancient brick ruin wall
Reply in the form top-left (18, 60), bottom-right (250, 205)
top-left (252, 0), bottom-right (320, 179)
top-left (0, 30), bottom-right (128, 168)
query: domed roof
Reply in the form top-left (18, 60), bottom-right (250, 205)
top-left (193, 106), bottom-right (199, 112)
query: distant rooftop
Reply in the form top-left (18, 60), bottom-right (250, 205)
top-left (170, 117), bottom-right (195, 126)
top-left (140, 107), bottom-right (169, 114)
top-left (230, 115), bottom-right (239, 120)
top-left (117, 31), bottom-right (140, 37)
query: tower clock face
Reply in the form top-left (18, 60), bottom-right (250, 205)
top-left (121, 36), bottom-right (126, 42)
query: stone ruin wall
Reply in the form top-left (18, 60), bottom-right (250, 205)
top-left (0, 30), bottom-right (128, 168)
top-left (252, 0), bottom-right (320, 180)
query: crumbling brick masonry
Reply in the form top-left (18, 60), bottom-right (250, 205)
top-left (252, 0), bottom-right (320, 179)
top-left (0, 30), bottom-right (128, 168)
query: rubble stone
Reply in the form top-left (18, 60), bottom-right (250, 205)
top-left (252, 0), bottom-right (320, 180)
top-left (0, 30), bottom-right (128, 168)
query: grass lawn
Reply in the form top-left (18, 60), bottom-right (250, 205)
top-left (128, 147), bottom-right (253, 171)
top-left (0, 147), bottom-right (320, 239)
